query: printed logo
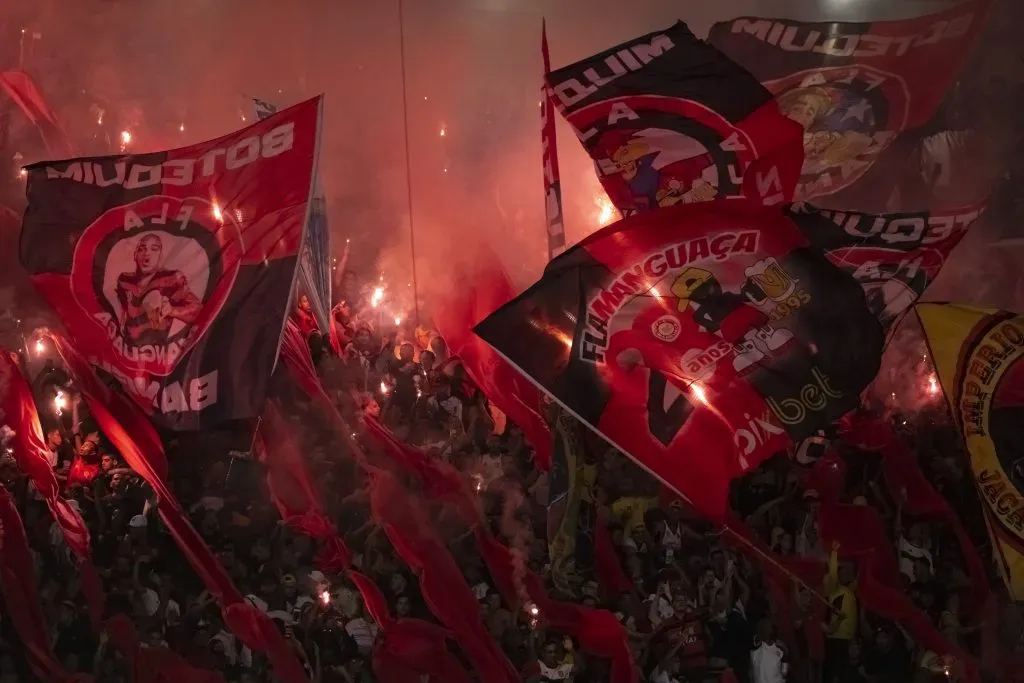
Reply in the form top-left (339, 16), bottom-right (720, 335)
top-left (651, 315), bottom-right (681, 342)
top-left (70, 195), bottom-right (243, 377)
top-left (770, 65), bottom-right (910, 201)
top-left (568, 96), bottom-right (769, 215)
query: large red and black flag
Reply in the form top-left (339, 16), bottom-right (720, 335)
top-left (474, 199), bottom-right (884, 518)
top-left (546, 21), bottom-right (803, 218)
top-left (786, 201), bottom-right (986, 329)
top-left (20, 97), bottom-right (322, 430)
top-left (708, 1), bottom-right (991, 209)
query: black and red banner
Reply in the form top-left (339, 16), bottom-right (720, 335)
top-left (20, 97), bottom-right (322, 430)
top-left (708, 1), bottom-right (991, 208)
top-left (787, 201), bottom-right (986, 328)
top-left (546, 21), bottom-right (803, 218)
top-left (474, 199), bottom-right (883, 519)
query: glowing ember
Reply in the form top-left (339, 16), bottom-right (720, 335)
top-left (212, 203), bottom-right (223, 222)
top-left (371, 287), bottom-right (384, 308)
top-left (120, 130), bottom-right (131, 146)
top-left (379, 381), bottom-right (389, 395)
top-left (34, 339), bottom-right (44, 354)
top-left (690, 381), bottom-right (708, 405)
top-left (439, 125), bottom-right (446, 137)
top-left (53, 390), bottom-right (66, 413)
top-left (928, 375), bottom-right (940, 396)
top-left (179, 123), bottom-right (185, 133)
top-left (528, 604), bottom-right (539, 616)
top-left (595, 194), bottom-right (616, 227)
top-left (394, 316), bottom-right (402, 326)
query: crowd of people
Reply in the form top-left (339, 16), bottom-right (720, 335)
top-left (0, 273), bottom-right (1018, 683)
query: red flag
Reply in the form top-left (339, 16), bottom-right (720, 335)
top-left (0, 486), bottom-right (90, 683)
top-left (52, 334), bottom-right (308, 683)
top-left (0, 351), bottom-right (105, 625)
top-left (366, 467), bottom-right (519, 683)
top-left (475, 529), bottom-right (637, 683)
top-left (708, 1), bottom-right (992, 209)
top-left (818, 502), bottom-right (977, 678)
top-left (347, 571), bottom-right (472, 683)
top-left (22, 98), bottom-right (321, 431)
top-left (259, 403), bottom-right (351, 570)
top-left (105, 614), bottom-right (224, 683)
top-left (0, 70), bottom-right (76, 158)
top-left (840, 413), bottom-right (988, 615)
top-left (475, 199), bottom-right (884, 519)
top-left (363, 415), bottom-right (479, 526)
top-left (433, 244), bottom-right (553, 468)
top-left (546, 22), bottom-right (803, 216)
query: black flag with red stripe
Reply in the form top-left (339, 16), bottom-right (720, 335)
top-left (546, 21), bottom-right (803, 217)
top-left (474, 199), bottom-right (883, 519)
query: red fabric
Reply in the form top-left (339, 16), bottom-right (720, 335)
top-left (0, 486), bottom-right (90, 683)
top-left (366, 467), bottom-right (519, 683)
top-left (0, 69), bottom-right (76, 158)
top-left (106, 614), bottom-right (224, 683)
top-left (363, 416), bottom-right (479, 526)
top-left (840, 414), bottom-right (988, 615)
top-left (432, 245), bottom-right (553, 469)
top-left (293, 309), bottom-right (319, 338)
top-left (280, 319), bottom-right (324, 397)
top-left (594, 510), bottom-right (633, 597)
top-left (0, 351), bottom-right (105, 625)
top-left (347, 571), bottom-right (472, 683)
top-left (817, 502), bottom-right (977, 680)
top-left (475, 529), bottom-right (638, 683)
top-left (725, 517), bottom-right (826, 662)
top-left (52, 334), bottom-right (308, 683)
top-left (803, 449), bottom-right (846, 503)
top-left (260, 403), bottom-right (351, 569)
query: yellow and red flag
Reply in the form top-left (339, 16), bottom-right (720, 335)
top-left (917, 303), bottom-right (1024, 599)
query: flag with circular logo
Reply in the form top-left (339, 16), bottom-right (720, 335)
top-left (917, 303), bottom-right (1024, 600)
top-left (20, 97), bottom-right (322, 430)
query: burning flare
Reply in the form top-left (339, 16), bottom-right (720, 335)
top-left (371, 287), bottom-right (384, 308)
top-left (595, 193), bottom-right (617, 228)
top-left (34, 339), bottom-right (44, 354)
top-left (53, 390), bottom-right (66, 414)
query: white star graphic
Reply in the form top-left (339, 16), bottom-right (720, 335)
top-left (842, 100), bottom-right (871, 123)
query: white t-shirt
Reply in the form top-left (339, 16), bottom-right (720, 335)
top-left (897, 536), bottom-right (933, 581)
top-left (751, 641), bottom-right (787, 683)
top-left (345, 617), bottom-right (379, 650)
top-left (140, 588), bottom-right (160, 617)
top-left (651, 667), bottom-right (682, 683)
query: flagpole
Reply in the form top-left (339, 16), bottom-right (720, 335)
top-left (397, 0), bottom-right (421, 327)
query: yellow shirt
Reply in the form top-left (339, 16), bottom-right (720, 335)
top-left (611, 496), bottom-right (655, 531)
top-left (828, 585), bottom-right (857, 640)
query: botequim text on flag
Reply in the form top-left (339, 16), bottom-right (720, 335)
top-left (19, 97), bottom-right (322, 430)
top-left (474, 199), bottom-right (884, 519)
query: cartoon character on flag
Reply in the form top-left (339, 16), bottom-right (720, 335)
top-left (603, 254), bottom-right (802, 446)
top-left (598, 128), bottom-right (719, 212)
